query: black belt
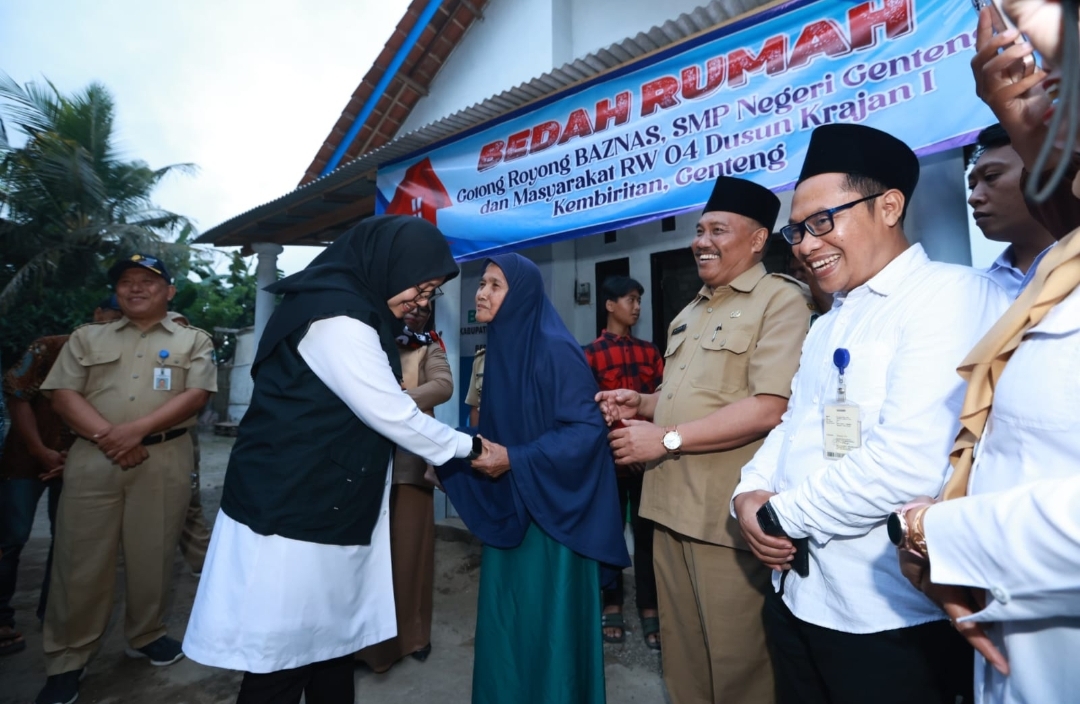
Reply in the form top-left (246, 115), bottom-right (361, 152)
top-left (141, 427), bottom-right (189, 446)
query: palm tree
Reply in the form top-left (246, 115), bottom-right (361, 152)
top-left (0, 73), bottom-right (194, 310)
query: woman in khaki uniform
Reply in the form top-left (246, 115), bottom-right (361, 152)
top-left (356, 304), bottom-right (452, 671)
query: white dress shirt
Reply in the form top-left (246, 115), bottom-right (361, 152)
top-left (734, 245), bottom-right (1009, 633)
top-left (982, 247), bottom-right (1025, 300)
top-left (923, 283), bottom-right (1080, 704)
top-left (184, 317), bottom-right (472, 672)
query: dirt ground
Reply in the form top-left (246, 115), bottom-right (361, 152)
top-left (0, 432), bottom-right (666, 703)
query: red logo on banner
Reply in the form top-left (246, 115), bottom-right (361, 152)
top-left (386, 157), bottom-right (452, 224)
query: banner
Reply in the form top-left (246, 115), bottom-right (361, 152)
top-left (377, 0), bottom-right (994, 260)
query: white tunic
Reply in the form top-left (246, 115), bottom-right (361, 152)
top-left (183, 317), bottom-right (473, 673)
top-left (734, 245), bottom-right (1009, 633)
top-left (924, 284), bottom-right (1080, 704)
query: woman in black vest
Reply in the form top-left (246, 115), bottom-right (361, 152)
top-left (183, 216), bottom-right (481, 704)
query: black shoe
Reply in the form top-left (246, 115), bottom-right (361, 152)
top-left (124, 635), bottom-right (185, 666)
top-left (35, 669), bottom-right (82, 704)
top-left (411, 643), bottom-right (432, 662)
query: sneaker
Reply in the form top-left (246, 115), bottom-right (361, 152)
top-left (35, 669), bottom-right (82, 704)
top-left (124, 635), bottom-right (185, 666)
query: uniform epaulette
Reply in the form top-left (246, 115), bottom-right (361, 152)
top-left (71, 320), bottom-right (111, 333)
top-left (183, 324), bottom-right (215, 341)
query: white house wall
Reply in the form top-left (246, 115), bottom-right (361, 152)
top-left (400, 0), bottom-right (745, 135)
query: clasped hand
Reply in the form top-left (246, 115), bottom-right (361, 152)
top-left (94, 423), bottom-right (149, 469)
top-left (471, 436), bottom-right (510, 479)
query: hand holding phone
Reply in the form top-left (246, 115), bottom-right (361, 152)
top-left (972, 0), bottom-right (1037, 81)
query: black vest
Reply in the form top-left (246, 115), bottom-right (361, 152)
top-left (220, 319), bottom-right (393, 546)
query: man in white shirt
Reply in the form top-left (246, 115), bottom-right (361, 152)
top-left (731, 123), bottom-right (1009, 704)
top-left (968, 124), bottom-right (1055, 299)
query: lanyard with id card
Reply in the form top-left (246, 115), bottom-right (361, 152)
top-left (823, 348), bottom-right (860, 459)
top-left (153, 349), bottom-right (172, 391)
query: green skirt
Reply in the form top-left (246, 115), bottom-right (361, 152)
top-left (472, 522), bottom-right (605, 704)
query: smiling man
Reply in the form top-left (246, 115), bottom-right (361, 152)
top-left (731, 124), bottom-right (1009, 704)
top-left (596, 176), bottom-right (815, 704)
top-left (968, 123), bottom-right (1055, 299)
top-left (35, 254), bottom-right (216, 704)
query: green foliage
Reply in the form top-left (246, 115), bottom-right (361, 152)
top-left (172, 249), bottom-right (260, 364)
top-left (0, 74), bottom-right (253, 368)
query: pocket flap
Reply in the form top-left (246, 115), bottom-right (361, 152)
top-left (664, 336), bottom-right (685, 358)
top-left (76, 349), bottom-right (122, 366)
top-left (700, 328), bottom-right (753, 354)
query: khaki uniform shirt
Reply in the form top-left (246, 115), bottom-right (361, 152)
top-left (640, 263), bottom-right (815, 549)
top-left (41, 315), bottom-right (217, 427)
top-left (394, 342), bottom-right (454, 485)
top-left (465, 349), bottom-right (485, 409)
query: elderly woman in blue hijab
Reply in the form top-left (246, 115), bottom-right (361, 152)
top-left (183, 216), bottom-right (484, 704)
top-left (439, 253), bottom-right (630, 704)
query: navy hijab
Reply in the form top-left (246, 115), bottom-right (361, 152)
top-left (439, 253), bottom-right (630, 569)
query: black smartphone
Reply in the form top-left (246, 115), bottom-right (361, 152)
top-left (756, 502), bottom-right (810, 578)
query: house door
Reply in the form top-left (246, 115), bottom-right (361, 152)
top-left (650, 247), bottom-right (699, 349)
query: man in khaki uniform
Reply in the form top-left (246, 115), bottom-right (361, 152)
top-left (465, 346), bottom-right (485, 427)
top-left (35, 254), bottom-right (216, 704)
top-left (598, 176), bottom-right (815, 704)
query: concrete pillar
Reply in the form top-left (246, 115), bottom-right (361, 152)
top-left (251, 242), bottom-right (284, 349)
top-left (907, 150), bottom-right (973, 266)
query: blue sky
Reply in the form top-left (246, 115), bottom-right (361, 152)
top-left (1, 0), bottom-right (411, 275)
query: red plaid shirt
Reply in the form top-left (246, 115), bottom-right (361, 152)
top-left (584, 331), bottom-right (664, 395)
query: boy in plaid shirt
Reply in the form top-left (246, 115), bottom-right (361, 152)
top-left (584, 276), bottom-right (664, 649)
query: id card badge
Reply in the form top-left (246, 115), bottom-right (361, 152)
top-left (823, 348), bottom-right (860, 460)
top-left (153, 367), bottom-right (172, 391)
top-left (823, 403), bottom-right (860, 459)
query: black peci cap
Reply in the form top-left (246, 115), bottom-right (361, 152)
top-left (796, 124), bottom-right (919, 201)
top-left (703, 176), bottom-right (782, 232)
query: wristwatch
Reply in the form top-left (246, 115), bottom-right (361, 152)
top-left (466, 435), bottom-right (483, 461)
top-left (887, 502), bottom-right (931, 558)
top-left (662, 427), bottom-right (682, 457)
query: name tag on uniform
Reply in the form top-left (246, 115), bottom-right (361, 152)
top-left (823, 403), bottom-right (860, 459)
top-left (153, 367), bottom-right (172, 391)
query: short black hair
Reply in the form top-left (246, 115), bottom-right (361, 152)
top-left (843, 172), bottom-right (909, 223)
top-left (968, 123), bottom-right (1012, 167)
top-left (600, 276), bottom-right (644, 303)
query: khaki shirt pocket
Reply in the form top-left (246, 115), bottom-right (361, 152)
top-left (76, 349), bottom-right (122, 393)
top-left (161, 354), bottom-right (192, 393)
top-left (689, 327), bottom-right (754, 394)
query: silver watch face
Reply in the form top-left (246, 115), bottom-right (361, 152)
top-left (663, 431), bottom-right (681, 451)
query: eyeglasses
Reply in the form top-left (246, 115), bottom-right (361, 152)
top-left (780, 193), bottom-right (884, 245)
top-left (409, 286), bottom-right (444, 305)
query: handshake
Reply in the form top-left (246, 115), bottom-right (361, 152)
top-left (594, 389), bottom-right (667, 467)
top-left (425, 435), bottom-right (510, 490)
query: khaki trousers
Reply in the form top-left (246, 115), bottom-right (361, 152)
top-left (355, 484), bottom-right (435, 671)
top-left (178, 432), bottom-right (211, 573)
top-left (43, 434), bottom-right (192, 675)
top-left (654, 525), bottom-right (775, 704)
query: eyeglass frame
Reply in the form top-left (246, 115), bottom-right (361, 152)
top-left (408, 285), bottom-right (444, 306)
top-left (780, 193), bottom-right (885, 245)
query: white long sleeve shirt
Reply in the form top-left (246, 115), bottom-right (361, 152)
top-left (924, 283), bottom-right (1080, 704)
top-left (733, 245), bottom-right (1009, 633)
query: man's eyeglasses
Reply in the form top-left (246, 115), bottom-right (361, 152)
top-left (409, 286), bottom-right (444, 305)
top-left (780, 193), bottom-right (884, 245)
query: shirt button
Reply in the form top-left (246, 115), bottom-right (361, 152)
top-left (680, 365), bottom-right (686, 370)
top-left (141, 333), bottom-right (147, 338)
top-left (707, 307), bottom-right (713, 313)
top-left (137, 353), bottom-right (144, 358)
top-left (667, 393), bottom-right (673, 399)
top-left (693, 334), bottom-right (700, 340)
top-left (129, 396), bottom-right (135, 401)
top-left (990, 587), bottom-right (1011, 604)
top-left (133, 375), bottom-right (139, 379)
top-left (382, 509), bottom-right (388, 517)
top-left (813, 396), bottom-right (819, 404)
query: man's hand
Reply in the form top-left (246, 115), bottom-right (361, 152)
top-left (733, 490), bottom-right (795, 571)
top-left (471, 437), bottom-right (511, 479)
top-left (608, 419), bottom-right (666, 465)
top-left (595, 389), bottom-right (641, 425)
top-left (94, 422), bottom-right (146, 461)
top-left (32, 447), bottom-right (66, 474)
top-left (972, 10), bottom-right (1049, 144)
top-left (1002, 0), bottom-right (1065, 65)
top-left (897, 548), bottom-right (1009, 676)
top-left (113, 444), bottom-right (150, 470)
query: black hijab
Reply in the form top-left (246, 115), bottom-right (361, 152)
top-left (253, 215), bottom-right (458, 378)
